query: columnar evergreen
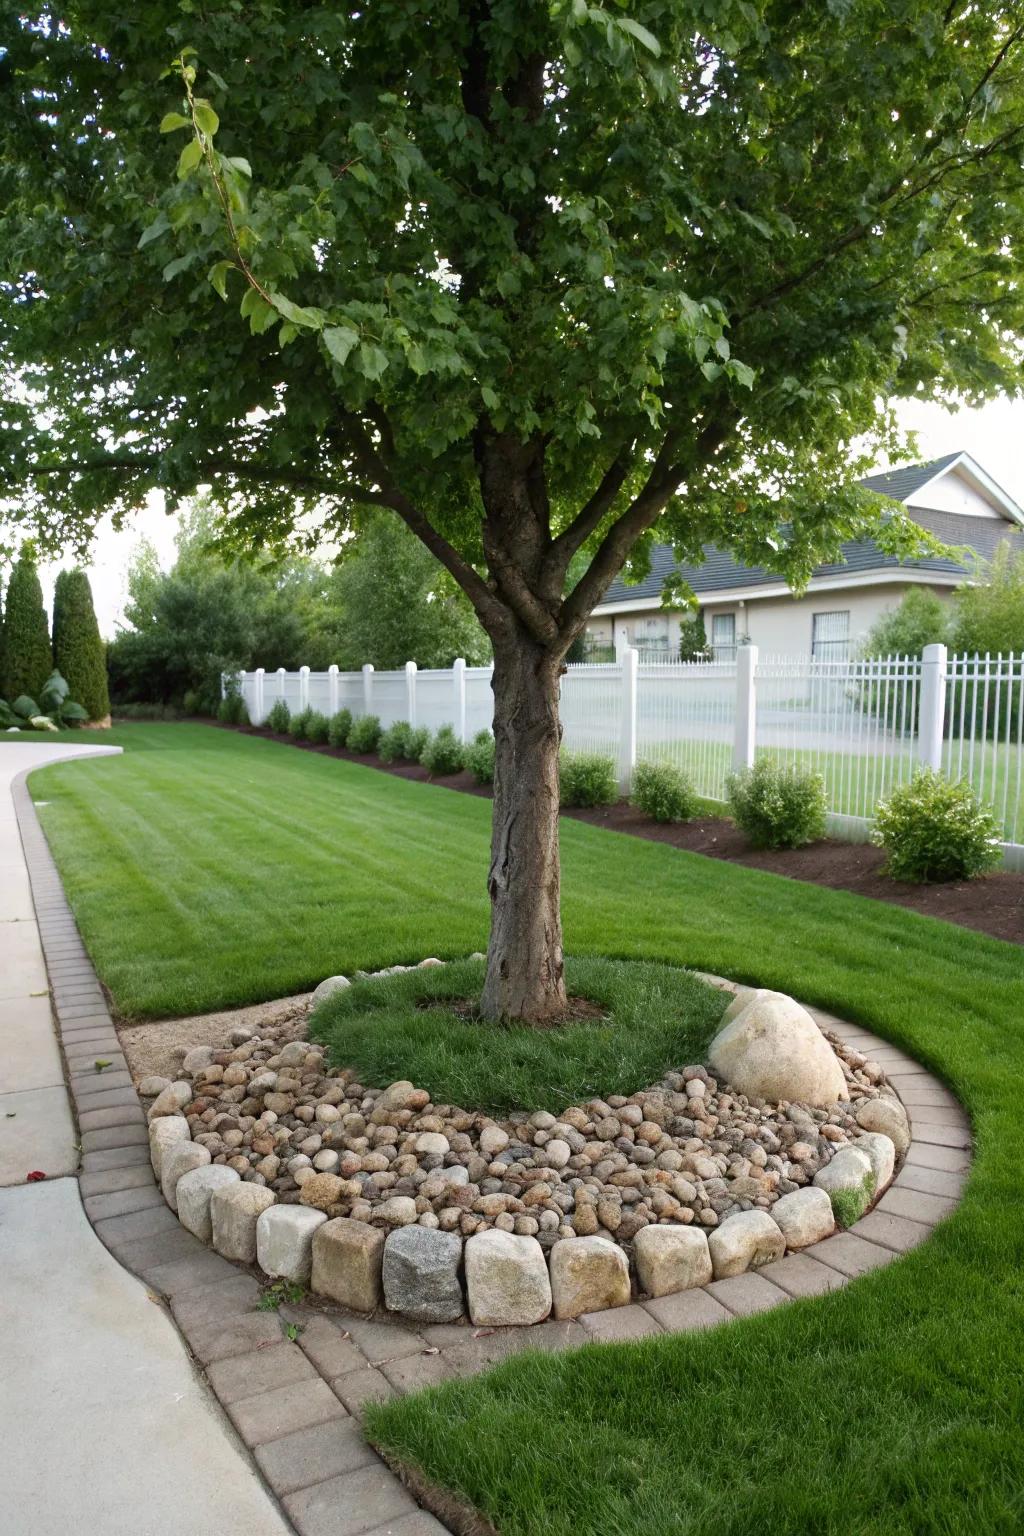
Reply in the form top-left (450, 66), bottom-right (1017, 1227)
top-left (1, 554), bottom-right (52, 703)
top-left (52, 568), bottom-right (110, 721)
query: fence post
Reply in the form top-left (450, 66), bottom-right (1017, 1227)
top-left (618, 646), bottom-right (638, 794)
top-left (733, 642), bottom-right (758, 770)
top-left (276, 667), bottom-right (286, 702)
top-left (299, 664), bottom-right (310, 712)
top-left (918, 642), bottom-right (947, 770)
top-left (328, 664), bottom-right (339, 717)
top-left (254, 667), bottom-right (265, 724)
top-left (453, 657), bottom-right (467, 741)
top-left (362, 663), bottom-right (374, 717)
top-left (405, 660), bottom-right (417, 727)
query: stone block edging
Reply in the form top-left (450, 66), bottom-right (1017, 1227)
top-left (13, 769), bottom-right (974, 1536)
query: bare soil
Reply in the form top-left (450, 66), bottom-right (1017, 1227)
top-left (118, 993), bottom-right (311, 1083)
top-left (230, 724), bottom-right (1024, 947)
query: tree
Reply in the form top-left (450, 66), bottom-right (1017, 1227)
top-left (1, 552), bottom-right (52, 703)
top-left (951, 545), bottom-right (1024, 656)
top-left (862, 588), bottom-right (949, 660)
top-left (4, 6), bottom-right (1024, 1020)
top-left (327, 515), bottom-right (489, 671)
top-left (678, 610), bottom-right (713, 664)
top-left (52, 568), bottom-right (111, 721)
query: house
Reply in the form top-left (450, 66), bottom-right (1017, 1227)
top-left (587, 451), bottom-right (1024, 661)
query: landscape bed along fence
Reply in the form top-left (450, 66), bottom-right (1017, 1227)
top-left (231, 642), bottom-right (1023, 867)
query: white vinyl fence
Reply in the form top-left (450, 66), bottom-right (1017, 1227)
top-left (232, 642), bottom-right (1023, 866)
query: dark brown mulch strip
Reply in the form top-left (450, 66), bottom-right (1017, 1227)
top-left (227, 724), bottom-right (1024, 947)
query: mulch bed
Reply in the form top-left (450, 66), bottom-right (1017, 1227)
top-left (226, 723), bottom-right (1024, 947)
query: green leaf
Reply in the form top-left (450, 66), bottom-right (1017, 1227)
top-left (159, 112), bottom-right (190, 133)
top-left (226, 156), bottom-right (252, 178)
top-left (193, 100), bottom-right (220, 137)
top-left (248, 298), bottom-right (278, 335)
top-left (356, 342), bottom-right (389, 380)
top-left (323, 325), bottom-right (360, 366)
top-left (617, 16), bottom-right (661, 55)
top-left (176, 139), bottom-right (203, 178)
top-left (208, 260), bottom-right (234, 300)
top-left (730, 360), bottom-right (756, 389)
top-left (137, 213), bottom-right (170, 249)
top-left (481, 384), bottom-right (499, 410)
top-left (270, 293), bottom-right (325, 330)
top-left (162, 254), bottom-right (194, 282)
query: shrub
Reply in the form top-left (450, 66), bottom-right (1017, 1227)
top-left (327, 708), bottom-right (352, 747)
top-left (347, 713), bottom-right (382, 753)
top-left (217, 686), bottom-right (249, 725)
top-left (265, 698), bottom-right (291, 733)
top-left (465, 728), bottom-right (496, 785)
top-left (305, 710), bottom-right (330, 744)
top-left (288, 705), bottom-right (314, 740)
top-left (632, 760), bottom-right (698, 823)
top-left (114, 702), bottom-right (184, 721)
top-left (421, 724), bottom-right (465, 775)
top-left (560, 751), bottom-right (618, 808)
top-left (378, 720), bottom-right (413, 763)
top-left (52, 568), bottom-right (110, 722)
top-left (406, 725), bottom-right (430, 762)
top-left (1, 552), bottom-right (52, 703)
top-left (872, 769), bottom-right (1002, 883)
top-left (726, 757), bottom-right (827, 849)
top-left (181, 691), bottom-right (203, 716)
top-left (0, 669), bottom-right (88, 731)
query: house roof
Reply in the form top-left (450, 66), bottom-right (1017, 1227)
top-left (595, 453), bottom-right (1023, 610)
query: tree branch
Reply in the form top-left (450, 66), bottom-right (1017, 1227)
top-left (545, 446), bottom-right (634, 577)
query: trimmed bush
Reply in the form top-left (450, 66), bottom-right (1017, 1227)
top-left (288, 705), bottom-right (315, 740)
top-left (631, 760), bottom-right (698, 823)
top-left (421, 724), bottom-right (465, 775)
top-left (726, 757), bottom-right (827, 850)
top-left (406, 725), bottom-right (430, 762)
top-left (52, 568), bottom-right (110, 722)
top-left (465, 729), bottom-right (495, 785)
top-left (265, 698), bottom-right (291, 733)
top-left (1, 553), bottom-right (52, 703)
top-left (379, 720), bottom-right (413, 763)
top-left (872, 769), bottom-right (1002, 883)
top-left (560, 751), bottom-right (618, 808)
top-left (305, 710), bottom-right (330, 743)
top-left (327, 708), bottom-right (352, 747)
top-left (347, 713), bottom-right (382, 753)
top-left (217, 686), bottom-right (250, 725)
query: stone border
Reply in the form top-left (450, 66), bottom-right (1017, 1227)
top-left (13, 770), bottom-right (974, 1536)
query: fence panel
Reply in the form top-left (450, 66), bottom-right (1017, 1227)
top-left (944, 652), bottom-right (1024, 845)
top-left (416, 669), bottom-right (455, 732)
top-left (307, 671), bottom-right (333, 716)
top-left (754, 654), bottom-right (921, 823)
top-left (465, 667), bottom-right (493, 737)
top-left (635, 660), bottom-right (737, 802)
top-left (561, 662), bottom-right (623, 758)
top-left (369, 669), bottom-right (407, 729)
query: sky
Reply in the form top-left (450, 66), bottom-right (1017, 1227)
top-left (24, 392), bottom-right (1024, 640)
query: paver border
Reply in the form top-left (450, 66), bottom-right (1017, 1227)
top-left (12, 765), bottom-right (975, 1536)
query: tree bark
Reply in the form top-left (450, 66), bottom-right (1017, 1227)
top-left (480, 633), bottom-right (568, 1023)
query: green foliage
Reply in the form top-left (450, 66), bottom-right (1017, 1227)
top-left (727, 757), bottom-right (827, 850)
top-left (265, 698), bottom-right (291, 734)
top-left (115, 701), bottom-right (184, 721)
top-left (347, 713), bottom-right (381, 754)
top-left (862, 587), bottom-right (949, 660)
top-left (677, 610), bottom-right (713, 663)
top-left (0, 669), bottom-right (89, 731)
top-left (830, 1174), bottom-right (875, 1230)
top-left (406, 726), bottom-right (430, 762)
top-left (465, 729), bottom-right (496, 786)
top-left (327, 707), bottom-right (352, 748)
top-left (952, 546), bottom-right (1024, 657)
top-left (216, 683), bottom-right (249, 725)
top-left (631, 760), bottom-right (698, 823)
top-left (288, 705), bottom-right (314, 740)
top-left (560, 752), bottom-right (618, 809)
top-left (311, 957), bottom-right (724, 1115)
top-left (52, 568), bottom-right (110, 722)
top-left (872, 769), bottom-right (1002, 883)
top-left (305, 710), bottom-right (330, 744)
top-left (378, 720), bottom-right (413, 763)
top-left (420, 724), bottom-right (465, 776)
top-left (1, 554), bottom-right (52, 703)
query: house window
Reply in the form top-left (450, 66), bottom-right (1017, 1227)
top-left (812, 610), bottom-right (850, 660)
top-left (635, 616), bottom-right (670, 653)
top-left (711, 613), bottom-right (737, 662)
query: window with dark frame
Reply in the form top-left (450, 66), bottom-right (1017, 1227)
top-left (811, 609), bottom-right (850, 660)
top-left (711, 612), bottom-right (737, 662)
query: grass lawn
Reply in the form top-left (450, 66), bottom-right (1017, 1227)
top-left (21, 722), bottom-right (1024, 1534)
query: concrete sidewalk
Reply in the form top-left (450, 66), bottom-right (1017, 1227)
top-left (0, 742), bottom-right (290, 1536)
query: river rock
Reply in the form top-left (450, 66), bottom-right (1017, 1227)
top-left (633, 1225), bottom-right (713, 1296)
top-left (855, 1097), bottom-right (911, 1155)
top-left (770, 1186), bottom-right (835, 1249)
top-left (465, 1230), bottom-right (552, 1326)
top-left (311, 975), bottom-right (351, 1008)
top-left (708, 1209), bottom-right (786, 1278)
top-left (854, 1132), bottom-right (896, 1194)
top-left (813, 1144), bottom-right (874, 1197)
top-left (708, 990), bottom-right (848, 1106)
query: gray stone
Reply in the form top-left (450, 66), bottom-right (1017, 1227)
top-left (311, 1218), bottom-right (385, 1311)
top-left (148, 1115), bottom-right (191, 1180)
top-left (311, 975), bottom-right (351, 1008)
top-left (549, 1236), bottom-right (630, 1320)
top-left (211, 1182), bottom-right (276, 1262)
top-left (182, 1045), bottom-right (215, 1075)
top-left (770, 1187), bottom-right (835, 1249)
top-left (382, 1225), bottom-right (464, 1323)
top-left (256, 1205), bottom-right (328, 1283)
top-left (479, 1125), bottom-right (509, 1158)
top-left (855, 1097), bottom-right (911, 1155)
top-left (854, 1132), bottom-right (897, 1194)
top-left (176, 1165), bottom-right (240, 1243)
top-left (137, 1075), bottom-right (171, 1097)
top-left (633, 1225), bottom-right (712, 1297)
top-left (708, 989), bottom-right (848, 1106)
top-left (708, 1210), bottom-right (786, 1279)
top-left (465, 1230), bottom-right (552, 1326)
top-left (161, 1140), bottom-right (211, 1211)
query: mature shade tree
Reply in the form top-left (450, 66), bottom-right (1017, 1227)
top-left (4, 4), bottom-right (1024, 1019)
top-left (1, 553), bottom-right (52, 703)
top-left (52, 567), bottom-right (111, 721)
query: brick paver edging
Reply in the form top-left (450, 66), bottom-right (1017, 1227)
top-left (13, 769), bottom-right (974, 1536)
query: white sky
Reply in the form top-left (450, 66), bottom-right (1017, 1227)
top-left (25, 393), bottom-right (1024, 640)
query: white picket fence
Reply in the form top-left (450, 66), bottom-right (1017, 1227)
top-left (232, 643), bottom-right (1024, 866)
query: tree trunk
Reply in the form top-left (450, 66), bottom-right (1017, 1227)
top-left (480, 634), bottom-right (568, 1023)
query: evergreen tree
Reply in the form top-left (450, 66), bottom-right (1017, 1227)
top-left (1, 554), bottom-right (52, 703)
top-left (52, 568), bottom-right (111, 721)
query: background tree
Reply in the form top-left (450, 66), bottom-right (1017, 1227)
top-left (861, 588), bottom-right (950, 660)
top-left (52, 567), bottom-right (111, 721)
top-left (1, 552), bottom-right (52, 703)
top-left (951, 546), bottom-right (1024, 657)
top-left (4, 4), bottom-right (1024, 1019)
top-left (678, 610), bottom-right (713, 664)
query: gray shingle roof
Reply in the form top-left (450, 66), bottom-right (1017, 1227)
top-left (597, 456), bottom-right (1020, 607)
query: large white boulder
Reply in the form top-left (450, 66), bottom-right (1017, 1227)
top-left (708, 990), bottom-right (848, 1107)
top-left (770, 1187), bottom-right (835, 1249)
top-left (633, 1226), bottom-right (712, 1297)
top-left (708, 1210), bottom-right (786, 1279)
